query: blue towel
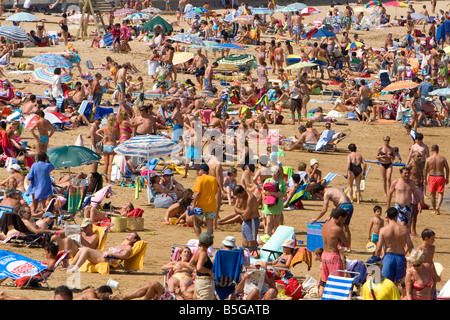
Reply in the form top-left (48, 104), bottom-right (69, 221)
top-left (96, 107), bottom-right (114, 118)
top-left (212, 250), bottom-right (245, 300)
top-left (187, 206), bottom-right (203, 216)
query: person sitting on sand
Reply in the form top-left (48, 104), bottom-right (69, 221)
top-left (164, 189), bottom-right (194, 225)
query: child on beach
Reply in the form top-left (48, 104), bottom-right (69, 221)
top-left (163, 189), bottom-right (194, 225)
top-left (368, 205), bottom-right (384, 244)
top-left (223, 167), bottom-right (238, 206)
top-left (417, 228), bottom-right (441, 298)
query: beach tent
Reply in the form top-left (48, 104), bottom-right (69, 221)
top-left (142, 16), bottom-right (173, 32)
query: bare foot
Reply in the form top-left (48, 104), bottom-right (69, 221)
top-left (435, 208), bottom-right (441, 215)
top-left (411, 232), bottom-right (420, 238)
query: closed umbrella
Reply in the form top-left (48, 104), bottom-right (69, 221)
top-left (114, 135), bottom-right (176, 158)
top-left (31, 67), bottom-right (72, 85)
top-left (6, 12), bottom-right (39, 22)
top-left (0, 25), bottom-right (30, 43)
top-left (23, 111), bottom-right (70, 129)
top-left (30, 54), bottom-right (73, 69)
top-left (47, 145), bottom-right (101, 169)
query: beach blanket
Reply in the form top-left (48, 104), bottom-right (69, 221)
top-left (90, 185), bottom-right (112, 208)
top-left (316, 129), bottom-right (335, 151)
top-left (290, 247), bottom-right (313, 270)
top-left (67, 185), bottom-right (84, 213)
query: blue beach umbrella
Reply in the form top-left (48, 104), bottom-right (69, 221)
top-left (213, 43), bottom-right (246, 50)
top-left (6, 12), bottom-right (40, 22)
top-left (30, 54), bottom-right (73, 69)
top-left (114, 135), bottom-right (177, 158)
top-left (0, 25), bottom-right (30, 43)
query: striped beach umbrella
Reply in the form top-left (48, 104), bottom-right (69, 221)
top-left (170, 33), bottom-right (205, 46)
top-left (6, 12), bottom-right (39, 22)
top-left (30, 54), bottom-right (73, 69)
top-left (31, 67), bottom-right (72, 85)
top-left (365, 1), bottom-right (379, 8)
top-left (233, 15), bottom-right (254, 23)
top-left (114, 8), bottom-right (138, 16)
top-left (346, 41), bottom-right (365, 51)
top-left (214, 63), bottom-right (240, 73)
top-left (173, 52), bottom-right (194, 65)
top-left (0, 25), bottom-right (30, 43)
top-left (114, 135), bottom-right (176, 158)
top-left (141, 7), bottom-right (163, 14)
top-left (67, 13), bottom-right (96, 23)
top-left (381, 80), bottom-right (420, 93)
top-left (23, 111), bottom-right (70, 129)
top-left (300, 7), bottom-right (321, 16)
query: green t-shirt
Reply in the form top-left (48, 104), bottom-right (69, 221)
top-left (261, 178), bottom-right (286, 216)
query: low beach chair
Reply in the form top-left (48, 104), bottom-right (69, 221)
top-left (0, 212), bottom-right (48, 248)
top-left (322, 270), bottom-right (360, 300)
top-left (250, 226), bottom-right (296, 264)
top-left (213, 249), bottom-right (245, 300)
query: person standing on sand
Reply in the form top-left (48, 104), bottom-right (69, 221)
top-left (30, 109), bottom-right (55, 154)
top-left (375, 207), bottom-right (413, 286)
top-left (407, 152), bottom-right (426, 237)
top-left (424, 145), bottom-right (449, 215)
top-left (318, 208), bottom-right (349, 298)
top-left (387, 166), bottom-right (421, 231)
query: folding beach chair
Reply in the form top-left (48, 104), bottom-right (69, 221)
top-left (59, 184), bottom-right (87, 225)
top-left (213, 249), bottom-right (246, 300)
top-left (322, 270), bottom-right (360, 300)
top-left (163, 243), bottom-right (196, 289)
top-left (250, 226), bottom-right (296, 264)
top-left (0, 212), bottom-right (48, 248)
top-left (78, 100), bottom-right (94, 120)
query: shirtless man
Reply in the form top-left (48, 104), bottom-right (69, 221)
top-left (384, 33), bottom-right (394, 51)
top-left (233, 185), bottom-right (260, 248)
top-left (89, 115), bottom-right (103, 173)
top-left (339, 32), bottom-right (351, 68)
top-left (182, 120), bottom-right (203, 178)
top-left (375, 207), bottom-right (413, 285)
top-left (344, 2), bottom-right (354, 32)
top-left (60, 218), bottom-right (99, 258)
top-left (205, 148), bottom-right (224, 230)
top-left (283, 125), bottom-right (317, 151)
top-left (171, 100), bottom-right (184, 143)
top-left (424, 145), bottom-right (449, 215)
top-left (191, 49), bottom-right (208, 90)
top-left (292, 11), bottom-right (303, 45)
top-left (310, 185), bottom-right (354, 252)
top-left (387, 167), bottom-right (421, 230)
top-left (406, 132), bottom-right (429, 167)
top-left (163, 44), bottom-right (175, 82)
top-left (317, 44), bottom-right (329, 80)
top-left (309, 42), bottom-right (321, 78)
top-left (318, 208), bottom-right (350, 297)
top-left (115, 63), bottom-right (128, 102)
top-left (135, 105), bottom-right (156, 135)
top-left (204, 62), bottom-right (218, 91)
top-left (358, 79), bottom-right (372, 123)
top-left (407, 152), bottom-right (426, 237)
top-left (21, 94), bottom-right (38, 115)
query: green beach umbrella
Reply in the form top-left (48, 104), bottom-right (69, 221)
top-left (47, 145), bottom-right (101, 169)
top-left (142, 16), bottom-right (173, 32)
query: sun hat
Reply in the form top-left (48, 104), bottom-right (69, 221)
top-left (199, 232), bottom-right (214, 247)
top-left (10, 164), bottom-right (21, 172)
top-left (80, 218), bottom-right (93, 228)
top-left (310, 159), bottom-right (319, 167)
top-left (282, 238), bottom-right (295, 249)
top-left (163, 169), bottom-right (173, 176)
top-left (222, 236), bottom-right (236, 248)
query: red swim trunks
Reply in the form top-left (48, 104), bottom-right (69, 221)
top-left (321, 251), bottom-right (344, 282)
top-left (429, 175), bottom-right (445, 193)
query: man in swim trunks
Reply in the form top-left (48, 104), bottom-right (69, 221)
top-left (191, 49), bottom-right (208, 90)
top-left (171, 100), bottom-right (184, 143)
top-left (387, 166), bottom-right (421, 230)
top-left (291, 11), bottom-right (303, 45)
top-left (204, 62), bottom-right (218, 91)
top-left (115, 63), bottom-right (128, 101)
top-left (424, 144), bottom-right (449, 215)
top-left (375, 207), bottom-right (413, 285)
top-left (233, 185), bottom-right (260, 249)
top-left (319, 207), bottom-right (349, 298)
top-left (310, 185), bottom-right (354, 252)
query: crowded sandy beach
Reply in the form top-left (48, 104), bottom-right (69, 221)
top-left (0, 0), bottom-right (449, 303)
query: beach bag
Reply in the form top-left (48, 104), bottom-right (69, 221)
top-left (263, 182), bottom-right (278, 206)
top-left (154, 193), bottom-right (176, 208)
top-left (86, 59), bottom-right (94, 70)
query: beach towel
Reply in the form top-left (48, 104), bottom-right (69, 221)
top-left (67, 185), bottom-right (84, 213)
top-left (96, 107), bottom-right (114, 118)
top-left (212, 249), bottom-right (245, 300)
top-left (316, 129), bottom-right (335, 151)
top-left (90, 185), bottom-right (112, 208)
top-left (126, 208), bottom-right (144, 218)
top-left (290, 247), bottom-right (312, 270)
top-left (284, 183), bottom-right (308, 206)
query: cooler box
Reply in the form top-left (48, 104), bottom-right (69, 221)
top-left (307, 222), bottom-right (325, 252)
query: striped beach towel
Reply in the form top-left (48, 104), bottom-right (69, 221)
top-left (67, 185), bottom-right (84, 213)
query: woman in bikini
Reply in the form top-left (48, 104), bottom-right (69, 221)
top-left (405, 249), bottom-right (434, 300)
top-left (161, 246), bottom-right (194, 294)
top-left (30, 110), bottom-right (55, 154)
top-left (96, 113), bottom-right (119, 182)
top-left (347, 143), bottom-right (366, 204)
top-left (257, 41), bottom-right (267, 65)
top-left (223, 167), bottom-right (238, 206)
top-left (376, 136), bottom-right (396, 197)
top-left (268, 39), bottom-right (276, 73)
top-left (117, 110), bottom-right (138, 144)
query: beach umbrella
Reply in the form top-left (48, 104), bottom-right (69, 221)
top-left (300, 7), bottom-right (321, 16)
top-left (384, 1), bottom-right (408, 7)
top-left (429, 88), bottom-right (450, 97)
top-left (0, 25), bottom-right (30, 43)
top-left (213, 43), bottom-right (246, 50)
top-left (286, 61), bottom-right (318, 70)
top-left (123, 12), bottom-right (153, 21)
top-left (250, 8), bottom-right (274, 15)
top-left (0, 250), bottom-right (48, 280)
top-left (173, 51), bottom-right (194, 65)
top-left (346, 41), bottom-right (365, 51)
top-left (277, 3), bottom-right (308, 12)
top-left (302, 28), bottom-right (335, 39)
top-left (187, 7), bottom-right (208, 14)
top-left (365, 1), bottom-right (379, 8)
top-left (31, 67), bottom-right (72, 85)
top-left (190, 40), bottom-right (224, 51)
top-left (217, 54), bottom-right (257, 68)
top-left (30, 54), bottom-right (73, 69)
top-left (233, 15), bottom-right (254, 23)
top-left (170, 32), bottom-right (205, 46)
top-left (114, 8), bottom-right (138, 16)
top-left (141, 7), bottom-right (163, 14)
top-left (47, 145), bottom-right (101, 169)
top-left (67, 5), bottom-right (81, 14)
top-left (141, 16), bottom-right (173, 32)
top-left (23, 111), bottom-right (70, 129)
top-left (214, 63), bottom-right (240, 73)
top-left (183, 7), bottom-right (208, 19)
top-left (67, 13), bottom-right (96, 23)
top-left (381, 80), bottom-right (419, 93)
top-left (6, 12), bottom-right (39, 22)
top-left (114, 135), bottom-right (177, 158)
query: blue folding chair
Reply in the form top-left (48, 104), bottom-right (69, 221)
top-left (322, 270), bottom-right (360, 300)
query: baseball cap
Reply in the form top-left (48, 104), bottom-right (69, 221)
top-left (199, 232), bottom-right (214, 247)
top-left (425, 75), bottom-right (431, 80)
top-left (222, 236), bottom-right (236, 248)
top-left (163, 169), bottom-right (173, 176)
top-left (366, 255), bottom-right (383, 265)
top-left (80, 218), bottom-right (93, 228)
top-left (42, 212), bottom-right (56, 219)
top-left (195, 163), bottom-right (209, 173)
top-left (10, 164), bottom-right (21, 172)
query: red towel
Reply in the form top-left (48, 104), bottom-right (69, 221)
top-left (127, 208), bottom-right (144, 218)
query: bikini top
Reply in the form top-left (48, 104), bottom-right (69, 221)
top-left (120, 126), bottom-right (132, 134)
top-left (408, 264), bottom-right (434, 291)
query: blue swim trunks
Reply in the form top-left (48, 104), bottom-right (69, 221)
top-left (173, 123), bottom-right (184, 143)
top-left (382, 253), bottom-right (407, 283)
top-left (338, 202), bottom-right (354, 225)
top-left (241, 217), bottom-right (260, 242)
top-left (185, 145), bottom-right (202, 160)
